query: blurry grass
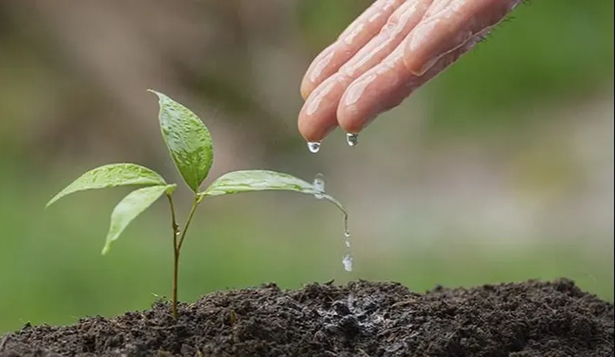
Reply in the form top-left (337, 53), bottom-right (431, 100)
top-left (0, 171), bottom-right (612, 334)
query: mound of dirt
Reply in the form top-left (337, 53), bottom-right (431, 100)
top-left (1, 279), bottom-right (612, 357)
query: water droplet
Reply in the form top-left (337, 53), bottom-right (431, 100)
top-left (342, 214), bottom-right (351, 245)
top-left (342, 254), bottom-right (353, 272)
top-left (313, 173), bottom-right (325, 199)
top-left (346, 133), bottom-right (358, 147)
top-left (307, 141), bottom-right (321, 153)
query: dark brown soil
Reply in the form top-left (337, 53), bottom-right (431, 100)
top-left (1, 279), bottom-right (612, 357)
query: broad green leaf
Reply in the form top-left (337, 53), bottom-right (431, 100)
top-left (200, 170), bottom-right (347, 214)
top-left (201, 170), bottom-right (317, 197)
top-left (102, 184), bottom-right (175, 255)
top-left (46, 163), bottom-right (167, 208)
top-left (148, 90), bottom-right (214, 192)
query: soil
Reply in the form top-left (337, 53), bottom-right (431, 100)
top-left (0, 279), bottom-right (612, 357)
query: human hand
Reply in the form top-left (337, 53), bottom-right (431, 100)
top-left (298, 0), bottom-right (522, 144)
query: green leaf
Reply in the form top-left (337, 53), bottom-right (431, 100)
top-left (201, 170), bottom-right (317, 197)
top-left (148, 90), bottom-right (214, 192)
top-left (200, 170), bottom-right (347, 213)
top-left (102, 184), bottom-right (175, 255)
top-left (46, 163), bottom-right (167, 208)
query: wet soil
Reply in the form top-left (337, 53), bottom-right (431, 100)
top-left (1, 279), bottom-right (613, 357)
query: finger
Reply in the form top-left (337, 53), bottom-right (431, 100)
top-left (298, 0), bottom-right (432, 143)
top-left (300, 0), bottom-right (406, 100)
top-left (337, 32), bottom-right (482, 134)
top-left (404, 0), bottom-right (521, 75)
top-left (337, 0), bottom-right (404, 40)
top-left (338, 0), bottom-right (433, 78)
top-left (298, 74), bottom-right (353, 142)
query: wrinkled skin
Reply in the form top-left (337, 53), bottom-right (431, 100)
top-left (298, 0), bottom-right (523, 142)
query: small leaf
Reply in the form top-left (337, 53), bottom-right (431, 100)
top-left (201, 170), bottom-right (318, 197)
top-left (200, 170), bottom-right (348, 234)
top-left (102, 184), bottom-right (175, 255)
top-left (148, 90), bottom-right (214, 192)
top-left (200, 170), bottom-right (347, 214)
top-left (46, 163), bottom-right (167, 208)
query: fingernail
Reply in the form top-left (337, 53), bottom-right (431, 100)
top-left (408, 55), bottom-right (440, 76)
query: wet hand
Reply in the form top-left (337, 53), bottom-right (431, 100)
top-left (298, 0), bottom-right (522, 143)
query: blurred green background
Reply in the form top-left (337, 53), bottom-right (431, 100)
top-left (0, 0), bottom-right (613, 333)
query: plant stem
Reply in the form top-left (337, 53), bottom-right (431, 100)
top-left (172, 245), bottom-right (180, 319)
top-left (167, 194), bottom-right (201, 320)
top-left (166, 194), bottom-right (180, 319)
top-left (166, 194), bottom-right (180, 236)
top-left (177, 196), bottom-right (200, 252)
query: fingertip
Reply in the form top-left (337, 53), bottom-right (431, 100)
top-left (338, 51), bottom-right (415, 134)
top-left (299, 79), bottom-right (313, 101)
top-left (339, 121), bottom-right (368, 137)
top-left (336, 71), bottom-right (381, 135)
top-left (297, 99), bottom-right (336, 144)
top-left (300, 66), bottom-right (321, 99)
top-left (299, 74), bottom-right (352, 143)
top-left (336, 95), bottom-right (372, 135)
top-left (403, 41), bottom-right (420, 76)
top-left (298, 103), bottom-right (318, 142)
top-left (337, 105), bottom-right (374, 135)
top-left (300, 64), bottom-right (321, 100)
top-left (297, 115), bottom-right (336, 143)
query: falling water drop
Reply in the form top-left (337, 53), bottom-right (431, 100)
top-left (346, 133), bottom-right (359, 147)
top-left (340, 213), bottom-right (353, 271)
top-left (313, 177), bottom-right (354, 273)
top-left (313, 173), bottom-right (325, 199)
top-left (342, 214), bottom-right (351, 248)
top-left (307, 141), bottom-right (321, 153)
top-left (342, 254), bottom-right (353, 272)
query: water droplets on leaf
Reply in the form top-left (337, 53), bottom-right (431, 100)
top-left (45, 163), bottom-right (167, 208)
top-left (148, 90), bottom-right (213, 193)
top-left (307, 142), bottom-right (321, 153)
top-left (346, 133), bottom-right (359, 147)
top-left (313, 173), bottom-right (325, 199)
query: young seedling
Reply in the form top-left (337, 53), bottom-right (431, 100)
top-left (46, 90), bottom-right (348, 319)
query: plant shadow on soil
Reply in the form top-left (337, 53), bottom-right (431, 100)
top-left (0, 279), bottom-right (612, 357)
